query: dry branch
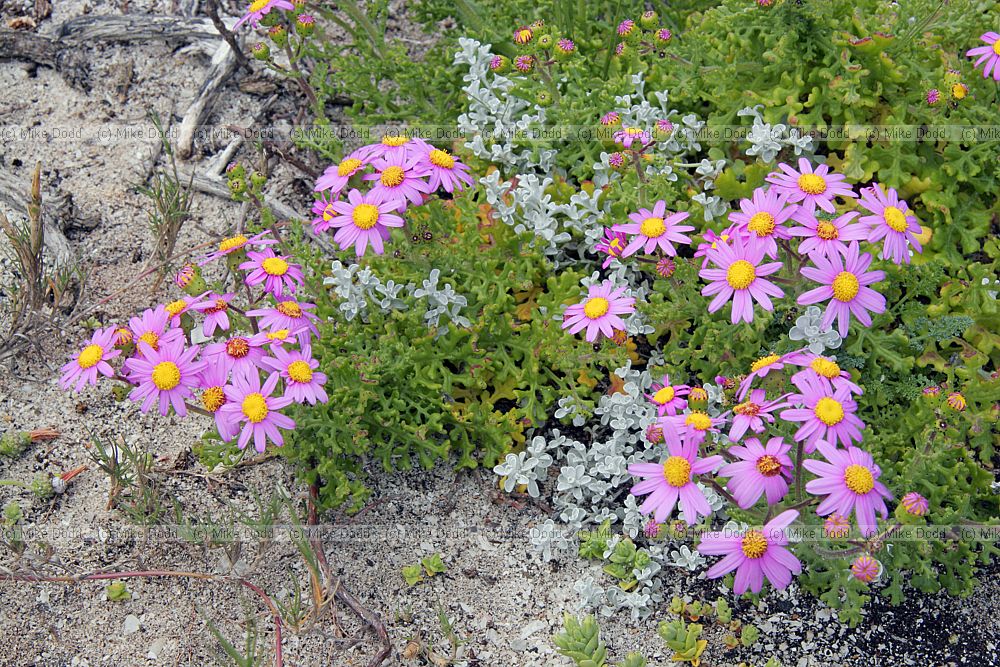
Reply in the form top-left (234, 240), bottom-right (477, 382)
top-left (177, 40), bottom-right (239, 159)
top-left (0, 28), bottom-right (89, 88)
top-left (54, 15), bottom-right (220, 44)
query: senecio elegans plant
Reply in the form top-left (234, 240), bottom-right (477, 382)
top-left (60, 231), bottom-right (326, 455)
top-left (480, 9), bottom-right (998, 625)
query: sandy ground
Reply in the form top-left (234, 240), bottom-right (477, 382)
top-left (0, 2), bottom-right (998, 666)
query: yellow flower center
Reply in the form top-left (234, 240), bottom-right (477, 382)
top-left (832, 271), bottom-right (860, 302)
top-left (685, 411), bottom-right (712, 431)
top-left (266, 329), bottom-right (291, 341)
top-left (241, 393), bottom-right (269, 423)
top-left (287, 360), bottom-right (314, 383)
top-left (151, 361), bottom-right (181, 391)
top-left (206, 299), bottom-right (228, 315)
top-left (201, 386), bottom-right (225, 413)
top-left (662, 456), bottom-right (692, 487)
top-left (689, 387), bottom-right (708, 401)
top-left (814, 397), bottom-right (845, 426)
top-left (165, 300), bottom-right (187, 317)
top-left (810, 358), bottom-right (841, 378)
top-left (843, 464), bottom-right (875, 494)
top-left (583, 297), bottom-right (609, 319)
top-left (337, 158), bottom-right (362, 177)
top-left (756, 454), bottom-right (783, 477)
top-left (276, 301), bottom-right (303, 318)
top-left (741, 530), bottom-right (768, 559)
top-left (261, 257), bottom-right (289, 276)
top-left (883, 206), bottom-right (908, 232)
top-left (994, 41), bottom-right (1000, 56)
top-left (515, 28), bottom-right (533, 43)
top-left (797, 173), bottom-right (827, 195)
top-left (322, 203), bottom-right (336, 221)
top-left (734, 401), bottom-right (760, 417)
top-left (653, 386), bottom-right (676, 404)
top-left (381, 135), bottom-right (409, 147)
top-left (816, 221), bottom-right (839, 240)
top-left (352, 203), bottom-right (380, 230)
top-left (249, 0), bottom-right (270, 12)
top-left (951, 83), bottom-right (967, 100)
top-left (429, 149), bottom-right (455, 169)
top-left (218, 235), bottom-right (248, 252)
top-left (77, 344), bottom-right (104, 369)
top-left (380, 165), bottom-right (406, 187)
top-left (726, 259), bottom-right (756, 290)
top-left (751, 354), bottom-right (780, 373)
top-left (226, 337), bottom-right (250, 359)
top-left (639, 216), bottom-right (666, 238)
top-left (138, 331), bottom-right (160, 351)
top-left (748, 212), bottom-right (776, 236)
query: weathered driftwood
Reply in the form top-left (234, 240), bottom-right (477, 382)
top-left (176, 39), bottom-right (239, 159)
top-left (0, 169), bottom-right (76, 267)
top-left (54, 15), bottom-right (220, 44)
top-left (0, 28), bottom-right (90, 89)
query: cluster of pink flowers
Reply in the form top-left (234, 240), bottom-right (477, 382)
top-left (585, 159), bottom-right (923, 335)
top-left (311, 135), bottom-right (473, 257)
top-left (60, 232), bottom-right (327, 454)
top-left (623, 344), bottom-right (931, 593)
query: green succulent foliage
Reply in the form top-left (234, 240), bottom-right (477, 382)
top-left (602, 538), bottom-right (651, 591)
top-left (578, 519), bottom-right (613, 559)
top-left (554, 614), bottom-right (609, 667)
top-left (657, 618), bottom-right (707, 665)
top-left (282, 196), bottom-right (628, 511)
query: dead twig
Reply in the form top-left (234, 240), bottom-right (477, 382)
top-left (203, 0), bottom-right (250, 71)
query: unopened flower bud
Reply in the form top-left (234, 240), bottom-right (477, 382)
top-left (251, 42), bottom-right (271, 60)
top-left (268, 24), bottom-right (288, 48)
top-left (295, 14), bottom-right (315, 37)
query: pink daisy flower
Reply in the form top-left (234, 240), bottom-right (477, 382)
top-left (218, 368), bottom-right (296, 453)
top-left (612, 126), bottom-right (652, 149)
top-left (824, 513), bottom-right (851, 538)
top-left (197, 231), bottom-right (276, 266)
top-left (124, 339), bottom-right (205, 417)
top-left (781, 374), bottom-right (864, 451)
top-left (197, 360), bottom-right (237, 442)
top-left (260, 343), bottom-right (328, 405)
top-left (718, 437), bottom-right (793, 508)
top-left (513, 55), bottom-right (534, 73)
top-left (662, 410), bottom-right (721, 445)
top-left (613, 201), bottom-right (694, 257)
top-left (697, 510), bottom-right (802, 594)
top-left (594, 228), bottom-right (629, 268)
top-left (233, 0), bottom-right (294, 30)
top-left (797, 241), bottom-right (886, 337)
top-left (355, 134), bottom-right (432, 162)
top-left (247, 299), bottom-right (320, 343)
top-left (728, 187), bottom-right (796, 258)
top-left (561, 281), bottom-right (635, 342)
top-left (203, 334), bottom-right (266, 375)
top-left (727, 389), bottom-right (790, 442)
top-left (784, 350), bottom-right (862, 395)
top-left (127, 306), bottom-right (184, 357)
top-left (363, 152), bottom-right (433, 208)
top-left (250, 327), bottom-right (298, 351)
top-left (327, 189), bottom-right (405, 257)
top-left (700, 234), bottom-right (785, 324)
top-left (966, 31), bottom-right (1000, 80)
top-left (627, 425), bottom-right (724, 525)
top-left (617, 19), bottom-right (636, 38)
top-left (736, 352), bottom-right (788, 401)
top-left (164, 294), bottom-right (206, 328)
top-left (240, 249), bottom-right (305, 298)
top-left (60, 327), bottom-right (120, 392)
top-left (857, 184), bottom-right (923, 265)
top-left (803, 440), bottom-right (892, 537)
top-left (417, 148), bottom-right (474, 194)
top-left (766, 159), bottom-right (857, 214)
top-left (789, 210), bottom-right (867, 262)
top-left (311, 193), bottom-right (341, 233)
top-left (600, 111), bottom-right (621, 126)
top-left (693, 227), bottom-right (734, 269)
top-left (646, 375), bottom-right (690, 417)
top-left (192, 293), bottom-right (234, 337)
top-left (314, 152), bottom-right (369, 194)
